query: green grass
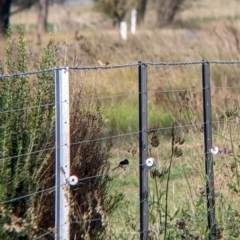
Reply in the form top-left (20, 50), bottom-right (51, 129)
top-left (102, 98), bottom-right (173, 134)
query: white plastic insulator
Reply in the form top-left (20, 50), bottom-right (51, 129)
top-left (210, 146), bottom-right (219, 155)
top-left (68, 175), bottom-right (78, 186)
top-left (146, 158), bottom-right (156, 168)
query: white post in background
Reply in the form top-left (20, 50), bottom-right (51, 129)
top-left (131, 9), bottom-right (137, 34)
top-left (55, 67), bottom-right (70, 240)
top-left (120, 21), bottom-right (127, 40)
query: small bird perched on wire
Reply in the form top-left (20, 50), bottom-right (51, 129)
top-left (98, 58), bottom-right (110, 66)
top-left (112, 159), bottom-right (129, 171)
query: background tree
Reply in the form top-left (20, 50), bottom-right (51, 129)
top-left (94, 0), bottom-right (132, 26)
top-left (156, 0), bottom-right (185, 27)
top-left (0, 0), bottom-right (12, 35)
top-left (37, 0), bottom-right (48, 33)
top-left (136, 0), bottom-right (148, 24)
top-left (0, 0), bottom-right (49, 35)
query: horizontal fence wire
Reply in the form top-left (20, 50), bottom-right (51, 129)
top-left (31, 193), bottom-right (214, 240)
top-left (1, 85), bottom-right (239, 114)
top-left (0, 102), bottom-right (55, 114)
top-left (1, 186), bottom-right (55, 204)
top-left (0, 146), bottom-right (55, 161)
top-left (0, 141), bottom-right (229, 205)
top-left (0, 118), bottom-right (236, 162)
top-left (0, 67), bottom-right (56, 79)
top-left (214, 85), bottom-right (240, 89)
top-left (1, 59), bottom-right (240, 79)
top-left (31, 197), bottom-right (215, 240)
top-left (71, 92), bottom-right (139, 103)
top-left (33, 231), bottom-right (55, 240)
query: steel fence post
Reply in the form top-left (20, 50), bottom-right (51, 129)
top-left (55, 67), bottom-right (70, 240)
top-left (138, 61), bottom-right (149, 240)
top-left (202, 61), bottom-right (216, 240)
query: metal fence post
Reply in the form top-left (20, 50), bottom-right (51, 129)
top-left (138, 61), bottom-right (148, 240)
top-left (55, 67), bottom-right (70, 240)
top-left (202, 61), bottom-right (216, 240)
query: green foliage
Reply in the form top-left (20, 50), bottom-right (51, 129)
top-left (0, 27), bottom-right (123, 239)
top-left (0, 26), bottom-right (56, 239)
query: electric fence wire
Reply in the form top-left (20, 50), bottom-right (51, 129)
top-left (0, 102), bottom-right (55, 114)
top-left (0, 118), bottom-right (237, 162)
top-left (0, 88), bottom-right (193, 115)
top-left (1, 151), bottom-right (229, 239)
top-left (32, 229), bottom-right (55, 240)
top-left (0, 92), bottom-right (138, 114)
top-left (40, 197), bottom-right (216, 239)
top-left (214, 85), bottom-right (240, 89)
top-left (1, 83), bottom-right (239, 115)
top-left (32, 207), bottom-right (221, 240)
top-left (0, 140), bottom-right (227, 206)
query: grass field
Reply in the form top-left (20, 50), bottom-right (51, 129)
top-left (2, 0), bottom-right (240, 239)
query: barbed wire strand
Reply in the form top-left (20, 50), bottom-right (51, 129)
top-left (145, 60), bottom-right (240, 66)
top-left (0, 67), bottom-right (57, 80)
top-left (145, 61), bottom-right (203, 66)
top-left (2, 60), bottom-right (240, 80)
top-left (69, 63), bottom-right (139, 71)
top-left (0, 63), bottom-right (139, 80)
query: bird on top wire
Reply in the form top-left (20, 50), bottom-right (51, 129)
top-left (98, 58), bottom-right (110, 66)
top-left (112, 159), bottom-right (129, 171)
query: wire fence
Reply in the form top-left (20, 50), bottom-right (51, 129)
top-left (0, 60), bottom-right (240, 239)
top-left (1, 59), bottom-right (240, 80)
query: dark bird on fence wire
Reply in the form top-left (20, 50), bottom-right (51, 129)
top-left (112, 159), bottom-right (129, 171)
top-left (98, 58), bottom-right (110, 66)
